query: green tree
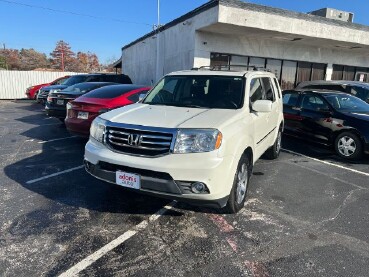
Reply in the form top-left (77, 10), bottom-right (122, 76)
top-left (50, 40), bottom-right (75, 71)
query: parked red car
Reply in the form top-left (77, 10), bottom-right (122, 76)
top-left (65, 84), bottom-right (150, 136)
top-left (26, 75), bottom-right (69, 100)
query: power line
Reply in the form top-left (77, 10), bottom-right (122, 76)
top-left (0, 0), bottom-right (152, 27)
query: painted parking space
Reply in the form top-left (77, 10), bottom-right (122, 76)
top-left (1, 100), bottom-right (369, 276)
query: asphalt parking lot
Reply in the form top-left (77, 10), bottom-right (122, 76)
top-left (1, 100), bottom-right (369, 277)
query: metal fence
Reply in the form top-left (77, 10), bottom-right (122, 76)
top-left (0, 70), bottom-right (80, 99)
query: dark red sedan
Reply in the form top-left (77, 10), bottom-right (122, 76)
top-left (65, 84), bottom-right (150, 136)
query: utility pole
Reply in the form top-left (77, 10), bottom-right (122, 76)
top-left (155, 0), bottom-right (161, 81)
top-left (2, 43), bottom-right (8, 70)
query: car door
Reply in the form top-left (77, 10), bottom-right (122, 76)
top-left (261, 77), bottom-right (280, 140)
top-left (249, 77), bottom-right (272, 158)
top-left (282, 90), bottom-right (303, 135)
top-left (299, 93), bottom-right (333, 144)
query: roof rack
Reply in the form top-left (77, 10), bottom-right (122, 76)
top-left (191, 65), bottom-right (271, 72)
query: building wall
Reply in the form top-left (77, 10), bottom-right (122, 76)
top-left (122, 6), bottom-right (219, 85)
top-left (194, 31), bottom-right (369, 69)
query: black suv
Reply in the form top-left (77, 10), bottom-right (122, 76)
top-left (296, 81), bottom-right (369, 104)
top-left (37, 73), bottom-right (132, 104)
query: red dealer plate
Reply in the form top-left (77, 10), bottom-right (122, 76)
top-left (115, 171), bottom-right (141, 190)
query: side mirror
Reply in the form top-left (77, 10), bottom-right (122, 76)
top-left (138, 93), bottom-right (147, 102)
top-left (252, 100), bottom-right (272, 113)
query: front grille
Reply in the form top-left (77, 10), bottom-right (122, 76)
top-left (105, 125), bottom-right (175, 157)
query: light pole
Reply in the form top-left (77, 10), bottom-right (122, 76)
top-left (155, 0), bottom-right (161, 81)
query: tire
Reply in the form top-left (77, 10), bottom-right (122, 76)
top-left (265, 128), bottom-right (282, 160)
top-left (223, 153), bottom-right (252, 214)
top-left (334, 132), bottom-right (362, 160)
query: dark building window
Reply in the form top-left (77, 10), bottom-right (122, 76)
top-left (297, 62), bottom-right (313, 84)
top-left (208, 53), bottom-right (369, 89)
top-left (311, 63), bottom-right (326, 81)
top-left (266, 59), bottom-right (282, 81)
top-left (281, 61), bottom-right (297, 90)
top-left (210, 53), bottom-right (230, 69)
top-left (332, 65), bottom-right (344, 80)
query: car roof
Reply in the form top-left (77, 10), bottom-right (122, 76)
top-left (284, 89), bottom-right (352, 96)
top-left (297, 80), bottom-right (369, 88)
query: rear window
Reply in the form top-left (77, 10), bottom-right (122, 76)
top-left (63, 83), bottom-right (110, 93)
top-left (63, 75), bottom-right (89, 86)
top-left (303, 84), bottom-right (345, 92)
top-left (100, 75), bottom-right (132, 84)
top-left (83, 85), bottom-right (145, 99)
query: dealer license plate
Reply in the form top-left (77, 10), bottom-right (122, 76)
top-left (56, 99), bottom-right (64, 105)
top-left (116, 171), bottom-right (141, 190)
top-left (77, 111), bottom-right (89, 119)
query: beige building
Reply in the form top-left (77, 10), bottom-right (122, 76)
top-left (121, 0), bottom-right (369, 88)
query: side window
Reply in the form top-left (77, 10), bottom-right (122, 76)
top-left (273, 78), bottom-right (281, 98)
top-left (349, 86), bottom-right (369, 103)
top-left (261, 77), bottom-right (275, 102)
top-left (301, 95), bottom-right (329, 111)
top-left (163, 79), bottom-right (177, 93)
top-left (249, 78), bottom-right (264, 103)
top-left (283, 92), bottom-right (299, 107)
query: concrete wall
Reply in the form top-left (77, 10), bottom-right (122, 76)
top-left (0, 70), bottom-right (78, 99)
top-left (194, 30), bottom-right (369, 69)
top-left (122, 6), bottom-right (219, 85)
top-left (218, 4), bottom-right (369, 46)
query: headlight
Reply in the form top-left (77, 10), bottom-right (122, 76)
top-left (50, 89), bottom-right (61, 93)
top-left (173, 129), bottom-right (222, 153)
top-left (90, 117), bottom-right (107, 143)
top-left (66, 102), bottom-right (72, 110)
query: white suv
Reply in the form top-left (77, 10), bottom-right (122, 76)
top-left (84, 68), bottom-right (284, 213)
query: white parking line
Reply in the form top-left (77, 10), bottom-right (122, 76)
top-left (38, 136), bottom-right (78, 144)
top-left (282, 148), bottom-right (369, 177)
top-left (58, 201), bottom-right (176, 277)
top-left (26, 165), bottom-right (84, 184)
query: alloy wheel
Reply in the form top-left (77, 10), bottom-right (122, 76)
top-left (337, 136), bottom-right (357, 157)
top-left (236, 163), bottom-right (248, 204)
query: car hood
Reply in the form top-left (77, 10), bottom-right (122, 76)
top-left (100, 103), bottom-right (240, 129)
top-left (42, 85), bottom-right (68, 91)
top-left (342, 111), bottom-right (369, 122)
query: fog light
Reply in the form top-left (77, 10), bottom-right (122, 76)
top-left (191, 182), bottom-right (206, 194)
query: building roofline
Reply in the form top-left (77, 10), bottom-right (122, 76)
top-left (122, 0), bottom-right (369, 51)
top-left (221, 0), bottom-right (367, 31)
top-left (121, 0), bottom-right (219, 51)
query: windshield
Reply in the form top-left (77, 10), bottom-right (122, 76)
top-left (325, 94), bottom-right (369, 112)
top-left (63, 75), bottom-right (88, 86)
top-left (143, 75), bottom-right (245, 109)
top-left (63, 83), bottom-right (103, 94)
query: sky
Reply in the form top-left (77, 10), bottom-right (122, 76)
top-left (0, 0), bottom-right (368, 64)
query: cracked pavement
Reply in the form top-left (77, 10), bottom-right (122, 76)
top-left (1, 100), bottom-right (369, 276)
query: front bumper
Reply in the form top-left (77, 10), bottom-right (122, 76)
top-left (45, 105), bottom-right (66, 118)
top-left (65, 117), bottom-right (92, 137)
top-left (84, 139), bottom-right (238, 208)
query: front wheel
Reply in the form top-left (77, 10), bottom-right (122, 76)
top-left (334, 132), bottom-right (362, 160)
top-left (223, 153), bottom-right (252, 214)
top-left (265, 129), bottom-right (282, 160)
